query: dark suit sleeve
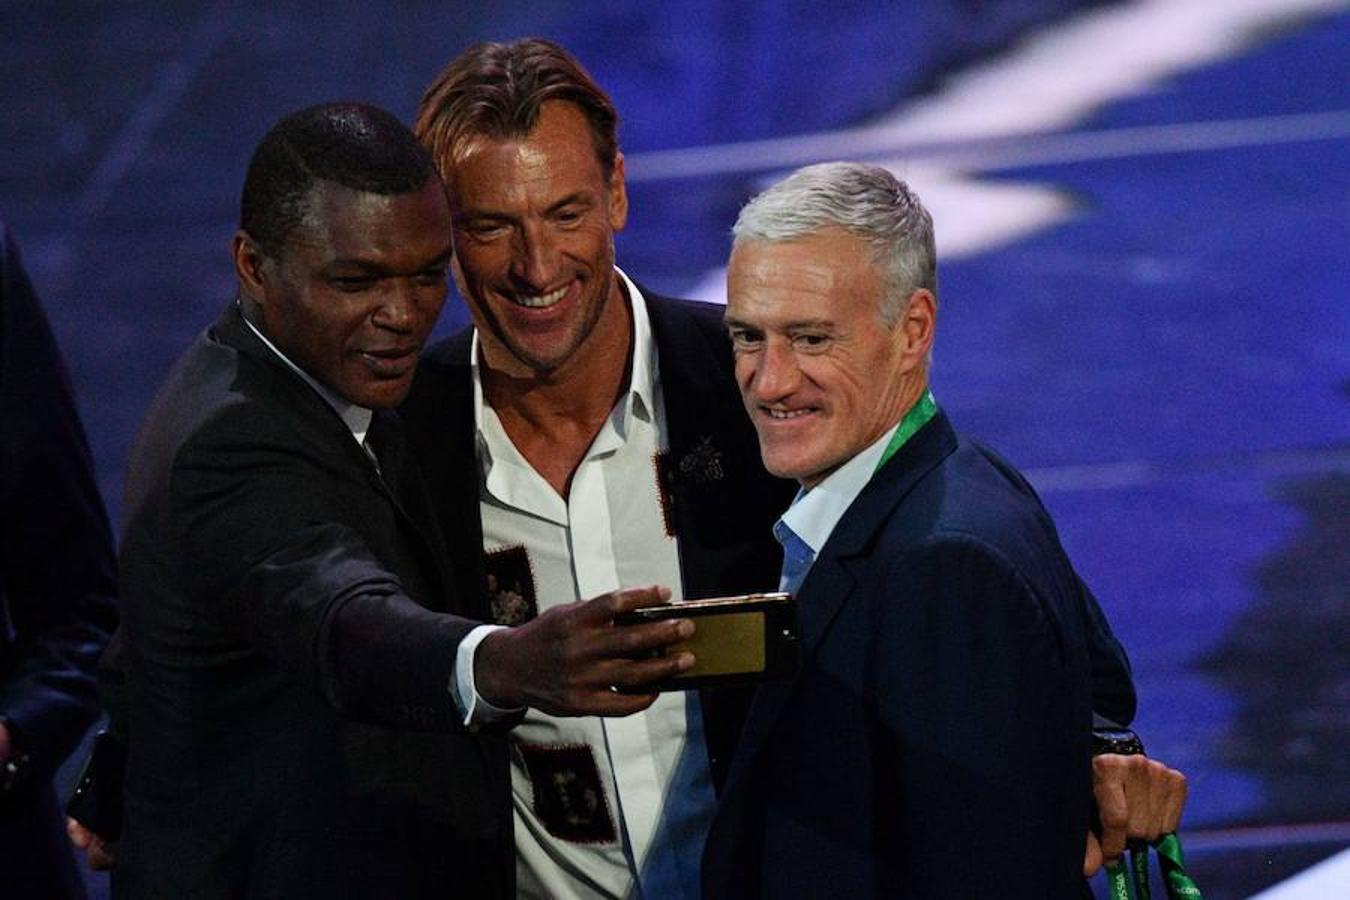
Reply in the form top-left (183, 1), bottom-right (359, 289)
top-left (1077, 573), bottom-right (1136, 727)
top-left (871, 533), bottom-right (1091, 898)
top-left (0, 224), bottom-right (118, 779)
top-left (167, 424), bottom-right (476, 732)
top-left (976, 442), bottom-right (1137, 726)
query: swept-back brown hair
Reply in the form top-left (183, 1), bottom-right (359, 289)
top-left (415, 38), bottom-right (619, 179)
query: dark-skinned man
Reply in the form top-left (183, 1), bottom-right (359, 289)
top-left (403, 38), bottom-right (1185, 899)
top-left (105, 102), bottom-right (692, 899)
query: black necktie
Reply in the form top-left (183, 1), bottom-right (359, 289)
top-left (364, 409), bottom-right (404, 486)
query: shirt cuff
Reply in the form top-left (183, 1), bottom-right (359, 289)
top-left (451, 624), bottom-right (521, 726)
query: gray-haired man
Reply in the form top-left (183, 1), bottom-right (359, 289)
top-left (704, 163), bottom-right (1184, 899)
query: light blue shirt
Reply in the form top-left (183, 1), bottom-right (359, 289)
top-left (776, 420), bottom-right (902, 587)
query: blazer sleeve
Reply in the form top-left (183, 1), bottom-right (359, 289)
top-left (973, 439), bottom-right (1137, 726)
top-left (166, 420), bottom-right (477, 733)
top-left (1078, 573), bottom-right (1136, 726)
top-left (0, 224), bottom-right (118, 779)
top-left (871, 532), bottom-right (1093, 899)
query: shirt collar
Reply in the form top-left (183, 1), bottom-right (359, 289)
top-left (778, 419), bottom-right (899, 558)
top-left (471, 266), bottom-right (655, 466)
top-left (621, 268), bottom-right (658, 426)
top-left (238, 301), bottom-right (373, 443)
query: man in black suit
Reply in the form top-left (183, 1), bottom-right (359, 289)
top-left (111, 102), bottom-right (694, 899)
top-left (0, 221), bottom-right (118, 899)
top-left (704, 162), bottom-right (1158, 897)
top-left (406, 39), bottom-right (1178, 899)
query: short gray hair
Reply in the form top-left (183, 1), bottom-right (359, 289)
top-left (732, 162), bottom-right (936, 326)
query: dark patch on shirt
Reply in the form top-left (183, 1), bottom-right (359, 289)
top-left (484, 544), bottom-right (538, 626)
top-left (518, 743), bottom-right (616, 844)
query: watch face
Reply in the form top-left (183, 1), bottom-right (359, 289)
top-left (1092, 729), bottom-right (1146, 757)
top-left (1, 752), bottom-right (32, 795)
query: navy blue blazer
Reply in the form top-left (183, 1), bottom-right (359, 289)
top-left (0, 223), bottom-right (117, 899)
top-left (703, 410), bottom-right (1102, 899)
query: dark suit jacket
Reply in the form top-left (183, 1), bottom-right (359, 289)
top-left (401, 291), bottom-right (798, 791)
top-left (114, 303), bottom-right (511, 899)
top-left (703, 411), bottom-right (1101, 899)
top-left (0, 223), bottom-right (117, 899)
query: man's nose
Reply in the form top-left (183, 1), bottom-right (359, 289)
top-left (372, 280), bottom-right (416, 332)
top-left (751, 339), bottom-right (800, 401)
top-left (513, 223), bottom-right (560, 289)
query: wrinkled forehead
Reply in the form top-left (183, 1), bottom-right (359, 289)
top-left (726, 232), bottom-right (886, 319)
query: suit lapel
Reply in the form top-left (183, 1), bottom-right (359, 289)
top-left (721, 412), bottom-right (960, 795)
top-left (364, 407), bottom-right (463, 611)
top-left (217, 302), bottom-right (455, 612)
top-left (647, 291), bottom-right (738, 566)
top-left (645, 291), bottom-right (798, 793)
top-left (402, 330), bottom-right (492, 620)
top-left (216, 302), bottom-right (386, 488)
top-left (645, 291), bottom-right (796, 596)
top-left (437, 339), bottom-right (491, 619)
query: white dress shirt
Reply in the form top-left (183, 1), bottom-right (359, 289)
top-left (467, 272), bottom-right (715, 900)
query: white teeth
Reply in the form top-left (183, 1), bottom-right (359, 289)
top-left (514, 286), bottom-right (567, 309)
top-left (766, 408), bottom-right (811, 419)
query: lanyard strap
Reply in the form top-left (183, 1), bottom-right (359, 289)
top-left (875, 390), bottom-right (938, 472)
top-left (1106, 833), bottom-right (1204, 899)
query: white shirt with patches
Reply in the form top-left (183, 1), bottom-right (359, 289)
top-left (470, 271), bottom-right (714, 900)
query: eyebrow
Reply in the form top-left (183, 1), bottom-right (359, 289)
top-left (723, 314), bottom-right (836, 331)
top-left (545, 192), bottom-right (590, 215)
top-left (325, 249), bottom-right (452, 276)
top-left (457, 192), bottom-right (591, 223)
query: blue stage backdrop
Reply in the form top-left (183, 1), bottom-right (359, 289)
top-left (1, 2), bottom-right (1345, 897)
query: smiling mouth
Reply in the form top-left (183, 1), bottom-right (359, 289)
top-left (361, 346), bottom-right (418, 360)
top-left (509, 285), bottom-right (568, 309)
top-left (763, 406), bottom-right (815, 420)
top-left (358, 347), bottom-right (418, 375)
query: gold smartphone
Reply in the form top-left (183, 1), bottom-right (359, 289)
top-left (615, 592), bottom-right (799, 691)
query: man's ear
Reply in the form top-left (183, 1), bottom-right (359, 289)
top-left (898, 288), bottom-right (936, 370)
top-left (232, 229), bottom-right (269, 305)
top-left (607, 151), bottom-right (629, 233)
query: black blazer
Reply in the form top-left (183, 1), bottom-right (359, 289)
top-left (0, 222), bottom-right (117, 898)
top-left (703, 411), bottom-right (1102, 899)
top-left (402, 291), bottom-right (798, 791)
top-left (114, 303), bottom-right (511, 899)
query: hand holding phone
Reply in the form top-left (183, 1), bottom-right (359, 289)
top-left (615, 592), bottom-right (799, 691)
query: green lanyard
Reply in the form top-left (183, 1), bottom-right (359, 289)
top-left (1106, 833), bottom-right (1203, 899)
top-left (875, 390), bottom-right (938, 473)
